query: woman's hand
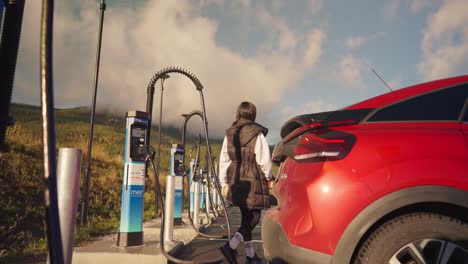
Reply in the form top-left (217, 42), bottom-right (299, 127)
top-left (222, 185), bottom-right (229, 197)
top-left (267, 180), bottom-right (274, 189)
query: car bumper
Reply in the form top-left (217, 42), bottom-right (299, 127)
top-left (262, 213), bottom-right (332, 264)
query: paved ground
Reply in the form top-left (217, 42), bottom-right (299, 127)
top-left (72, 212), bottom-right (202, 264)
top-left (7, 208), bottom-right (266, 264)
top-left (172, 207), bottom-right (266, 264)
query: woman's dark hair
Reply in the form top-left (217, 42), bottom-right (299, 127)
top-left (236, 101), bottom-right (256, 121)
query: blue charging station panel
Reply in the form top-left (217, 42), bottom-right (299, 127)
top-left (117, 111), bottom-right (148, 247)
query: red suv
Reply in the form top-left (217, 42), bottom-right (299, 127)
top-left (262, 76), bottom-right (468, 264)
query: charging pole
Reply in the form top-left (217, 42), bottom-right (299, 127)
top-left (81, 0), bottom-right (107, 226)
top-left (117, 111), bottom-right (148, 247)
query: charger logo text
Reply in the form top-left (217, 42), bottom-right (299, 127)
top-left (131, 190), bottom-right (143, 197)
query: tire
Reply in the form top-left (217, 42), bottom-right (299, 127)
top-left (354, 213), bottom-right (468, 264)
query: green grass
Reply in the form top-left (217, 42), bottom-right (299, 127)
top-left (0, 103), bottom-right (222, 260)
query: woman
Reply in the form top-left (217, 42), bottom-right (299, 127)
top-left (218, 101), bottom-right (273, 264)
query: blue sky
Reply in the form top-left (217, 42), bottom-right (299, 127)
top-left (11, 0), bottom-right (468, 143)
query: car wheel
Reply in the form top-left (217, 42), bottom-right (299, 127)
top-left (354, 213), bottom-right (468, 264)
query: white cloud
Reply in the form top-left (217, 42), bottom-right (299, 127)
top-left (345, 32), bottom-right (385, 50)
top-left (336, 54), bottom-right (366, 89)
top-left (387, 76), bottom-right (402, 90)
top-left (271, 97), bottom-right (335, 141)
top-left (407, 0), bottom-right (434, 13)
top-left (303, 29), bottom-right (325, 66)
top-left (417, 0), bottom-right (468, 80)
top-left (13, 0), bottom-right (326, 137)
top-left (345, 36), bottom-right (366, 50)
top-left (307, 0), bottom-right (323, 15)
top-left (256, 8), bottom-right (299, 54)
top-left (197, 0), bottom-right (225, 7)
top-left (281, 98), bottom-right (335, 118)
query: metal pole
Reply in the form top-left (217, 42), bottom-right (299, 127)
top-left (81, 0), bottom-right (106, 226)
top-left (153, 74), bottom-right (169, 216)
top-left (57, 148), bottom-right (82, 264)
top-left (40, 0), bottom-right (63, 262)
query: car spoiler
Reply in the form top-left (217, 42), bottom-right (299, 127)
top-left (273, 108), bottom-right (374, 165)
top-left (280, 108), bottom-right (374, 139)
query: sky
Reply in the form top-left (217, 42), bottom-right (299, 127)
top-left (11, 0), bottom-right (468, 143)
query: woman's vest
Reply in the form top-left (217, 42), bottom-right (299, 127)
top-left (225, 120), bottom-right (271, 209)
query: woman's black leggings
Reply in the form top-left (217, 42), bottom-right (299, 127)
top-left (237, 207), bottom-right (261, 242)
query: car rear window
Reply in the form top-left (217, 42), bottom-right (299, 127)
top-left (463, 98), bottom-right (468, 122)
top-left (367, 83), bottom-right (468, 122)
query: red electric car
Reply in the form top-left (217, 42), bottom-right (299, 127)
top-left (262, 75), bottom-right (468, 264)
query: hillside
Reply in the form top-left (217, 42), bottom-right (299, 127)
top-left (0, 103), bottom-right (222, 259)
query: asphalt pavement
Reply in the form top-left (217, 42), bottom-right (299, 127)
top-left (72, 207), bottom-right (266, 264)
top-left (172, 207), bottom-right (266, 264)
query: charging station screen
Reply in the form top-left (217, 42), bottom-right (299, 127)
top-left (132, 128), bottom-right (145, 138)
top-left (130, 125), bottom-right (146, 161)
top-left (173, 152), bottom-right (184, 175)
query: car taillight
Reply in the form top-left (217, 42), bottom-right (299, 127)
top-left (284, 129), bottom-right (356, 162)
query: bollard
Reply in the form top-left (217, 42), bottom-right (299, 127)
top-left (164, 175), bottom-right (175, 242)
top-left (57, 148), bottom-right (82, 264)
top-left (193, 181), bottom-right (200, 226)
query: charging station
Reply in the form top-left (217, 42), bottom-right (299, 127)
top-left (164, 144), bottom-right (184, 242)
top-left (200, 168), bottom-right (206, 210)
top-left (189, 159), bottom-right (195, 214)
top-left (171, 144), bottom-right (184, 226)
top-left (190, 158), bottom-right (202, 226)
top-left (117, 111), bottom-right (148, 247)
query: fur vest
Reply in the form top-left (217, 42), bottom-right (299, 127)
top-left (225, 119), bottom-right (272, 209)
